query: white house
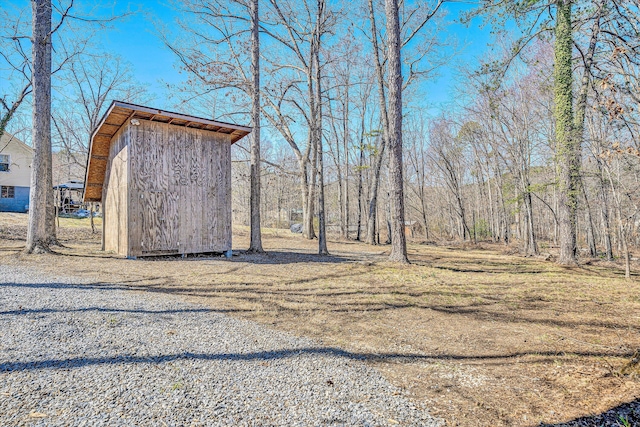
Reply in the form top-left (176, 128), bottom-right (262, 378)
top-left (0, 132), bottom-right (33, 213)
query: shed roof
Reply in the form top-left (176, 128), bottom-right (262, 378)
top-left (83, 101), bottom-right (252, 202)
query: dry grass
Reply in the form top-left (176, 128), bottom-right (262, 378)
top-left (1, 213), bottom-right (639, 426)
top-left (0, 212), bottom-right (102, 244)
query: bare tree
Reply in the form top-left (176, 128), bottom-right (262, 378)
top-left (26, 0), bottom-right (54, 253)
top-left (162, 0), bottom-right (265, 252)
top-left (385, 0), bottom-right (408, 263)
top-left (364, 0), bottom-right (448, 247)
top-left (364, 0), bottom-right (389, 245)
top-left (1, 7), bottom-right (33, 141)
top-left (53, 54), bottom-right (142, 170)
top-left (430, 119), bottom-right (472, 242)
top-left (404, 116), bottom-right (432, 240)
top-left (314, 0), bottom-right (329, 255)
top-left (52, 53), bottom-right (144, 233)
top-left (249, 0), bottom-right (264, 252)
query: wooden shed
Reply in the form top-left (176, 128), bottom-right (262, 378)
top-left (83, 101), bottom-right (251, 258)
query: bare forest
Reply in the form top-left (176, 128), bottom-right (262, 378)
top-left (2, 0), bottom-right (639, 267)
top-left (213, 0), bottom-right (640, 273)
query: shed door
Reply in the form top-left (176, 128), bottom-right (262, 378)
top-left (138, 191), bottom-right (179, 254)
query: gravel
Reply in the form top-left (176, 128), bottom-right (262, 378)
top-left (0, 265), bottom-right (441, 427)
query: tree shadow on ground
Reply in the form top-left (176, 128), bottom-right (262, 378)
top-left (195, 250), bottom-right (357, 265)
top-left (52, 249), bottom-right (360, 264)
top-left (0, 306), bottom-right (248, 316)
top-left (2, 276), bottom-right (639, 333)
top-left (538, 399), bottom-right (640, 426)
top-left (1, 346), bottom-right (635, 373)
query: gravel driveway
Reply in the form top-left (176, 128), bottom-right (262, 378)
top-left (0, 265), bottom-right (441, 427)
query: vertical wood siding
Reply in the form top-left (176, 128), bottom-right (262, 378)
top-left (127, 120), bottom-right (232, 257)
top-left (103, 125), bottom-right (130, 256)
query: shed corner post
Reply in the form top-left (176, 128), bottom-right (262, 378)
top-left (101, 202), bottom-right (106, 251)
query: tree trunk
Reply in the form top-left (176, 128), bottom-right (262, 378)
top-left (315, 0), bottom-right (328, 255)
top-left (555, 0), bottom-right (578, 265)
top-left (385, 189), bottom-right (392, 244)
top-left (365, 139), bottom-right (385, 245)
top-left (492, 156), bottom-right (509, 244)
top-left (597, 164), bottom-right (613, 260)
top-left (419, 183), bottom-right (429, 240)
top-left (525, 187), bottom-right (538, 255)
top-left (610, 176), bottom-right (630, 279)
top-left (342, 85), bottom-right (350, 240)
top-left (472, 209), bottom-right (477, 244)
top-left (485, 161), bottom-right (496, 242)
top-left (356, 127), bottom-right (365, 241)
top-left (90, 202), bottom-right (96, 234)
top-left (300, 159), bottom-right (314, 238)
top-left (304, 67), bottom-right (318, 240)
top-left (581, 180), bottom-right (598, 257)
top-left (574, 0), bottom-right (604, 260)
top-left (26, 0), bottom-right (54, 254)
top-left (456, 189), bottom-right (471, 242)
top-left (248, 0), bottom-right (264, 253)
top-left (337, 154), bottom-right (344, 237)
top-left (317, 132), bottom-right (328, 253)
top-left (304, 151), bottom-right (317, 240)
top-left (366, 0), bottom-right (390, 246)
top-left (385, 0), bottom-right (408, 263)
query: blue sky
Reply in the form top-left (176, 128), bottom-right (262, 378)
top-left (2, 0), bottom-right (497, 121)
top-left (96, 1), bottom-right (496, 110)
top-left (96, 1), bottom-right (182, 99)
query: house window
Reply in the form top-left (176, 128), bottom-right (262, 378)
top-left (0, 154), bottom-right (9, 172)
top-left (1, 186), bottom-right (15, 198)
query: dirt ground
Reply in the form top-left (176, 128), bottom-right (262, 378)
top-left (1, 212), bottom-right (639, 426)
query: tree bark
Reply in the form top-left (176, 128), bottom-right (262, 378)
top-left (385, 189), bottom-right (392, 244)
top-left (315, 0), bottom-right (328, 255)
top-left (300, 159), bottom-right (314, 238)
top-left (555, 0), bottom-right (578, 265)
top-left (26, 0), bottom-right (55, 254)
top-left (304, 66), bottom-right (318, 240)
top-left (248, 0), bottom-right (264, 253)
top-left (385, 0), bottom-right (408, 263)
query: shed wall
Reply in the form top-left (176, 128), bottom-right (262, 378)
top-left (103, 125), bottom-right (129, 256)
top-left (128, 120), bottom-right (231, 257)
